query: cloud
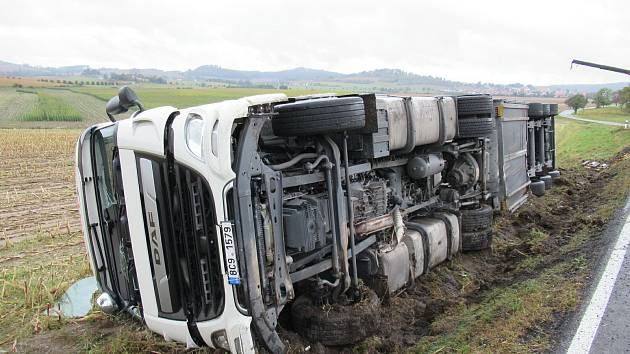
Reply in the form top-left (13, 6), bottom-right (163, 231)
top-left (0, 0), bottom-right (628, 85)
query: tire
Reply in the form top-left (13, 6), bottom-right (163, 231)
top-left (528, 103), bottom-right (544, 118)
top-left (291, 288), bottom-right (380, 346)
top-left (542, 104), bottom-right (551, 117)
top-left (549, 104), bottom-right (559, 115)
top-left (530, 180), bottom-right (546, 196)
top-left (461, 204), bottom-right (493, 232)
top-left (272, 97), bottom-right (365, 136)
top-left (457, 117), bottom-right (496, 138)
top-left (456, 95), bottom-right (493, 117)
top-left (540, 175), bottom-right (552, 189)
top-left (462, 228), bottom-right (493, 251)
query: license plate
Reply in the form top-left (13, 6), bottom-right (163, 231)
top-left (220, 222), bottom-right (241, 285)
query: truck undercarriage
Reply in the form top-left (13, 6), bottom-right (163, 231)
top-left (76, 89), bottom-right (559, 353)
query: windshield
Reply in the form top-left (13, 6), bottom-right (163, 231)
top-left (93, 125), bottom-right (117, 209)
top-left (91, 124), bottom-right (138, 306)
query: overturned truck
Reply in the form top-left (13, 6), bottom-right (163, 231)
top-left (75, 89), bottom-right (559, 353)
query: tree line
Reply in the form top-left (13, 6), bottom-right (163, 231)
top-left (565, 86), bottom-right (630, 114)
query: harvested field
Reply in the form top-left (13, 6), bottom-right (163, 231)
top-left (0, 129), bottom-right (82, 244)
top-left (0, 88), bottom-right (38, 126)
top-left (0, 88), bottom-right (124, 129)
top-left (0, 76), bottom-right (60, 88)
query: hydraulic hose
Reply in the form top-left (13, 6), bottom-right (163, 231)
top-left (342, 132), bottom-right (359, 289)
top-left (268, 153), bottom-right (318, 170)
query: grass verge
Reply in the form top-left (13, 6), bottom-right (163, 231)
top-left (577, 106), bottom-right (630, 124)
top-left (406, 118), bottom-right (630, 353)
top-left (555, 116), bottom-right (630, 167)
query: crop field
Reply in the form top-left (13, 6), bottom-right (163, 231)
top-left (73, 86), bottom-right (344, 109)
top-left (0, 86), bottom-right (336, 129)
top-left (0, 116), bottom-right (627, 352)
top-left (20, 91), bottom-right (82, 122)
top-left (0, 88), bottom-right (117, 129)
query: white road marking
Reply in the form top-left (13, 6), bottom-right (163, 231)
top-left (567, 201), bottom-right (630, 354)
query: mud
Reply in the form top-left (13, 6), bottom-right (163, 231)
top-left (13, 319), bottom-right (121, 354)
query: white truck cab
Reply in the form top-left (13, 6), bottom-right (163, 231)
top-left (77, 93), bottom-right (289, 352)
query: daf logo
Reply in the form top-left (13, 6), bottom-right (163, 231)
top-left (139, 157), bottom-right (173, 313)
top-left (148, 211), bottom-right (161, 265)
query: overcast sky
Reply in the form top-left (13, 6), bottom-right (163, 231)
top-left (1, 0), bottom-right (628, 86)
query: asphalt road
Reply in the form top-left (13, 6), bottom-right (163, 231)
top-left (559, 197), bottom-right (630, 354)
top-left (559, 109), bottom-right (628, 127)
top-left (589, 248), bottom-right (630, 353)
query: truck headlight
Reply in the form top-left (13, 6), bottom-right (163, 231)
top-left (185, 113), bottom-right (204, 159)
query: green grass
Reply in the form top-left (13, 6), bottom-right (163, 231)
top-left (73, 86), bottom-right (346, 109)
top-left (577, 106), bottom-right (630, 123)
top-left (0, 232), bottom-right (92, 346)
top-left (414, 265), bottom-right (583, 354)
top-left (20, 91), bottom-right (82, 122)
top-left (555, 117), bottom-right (630, 167)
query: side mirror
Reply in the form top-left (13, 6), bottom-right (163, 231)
top-left (105, 86), bottom-right (144, 122)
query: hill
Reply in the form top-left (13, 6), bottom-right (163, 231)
top-left (0, 59), bottom-right (627, 96)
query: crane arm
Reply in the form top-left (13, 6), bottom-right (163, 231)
top-left (571, 60), bottom-right (630, 76)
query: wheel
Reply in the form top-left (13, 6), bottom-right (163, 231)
top-left (549, 104), bottom-right (559, 116)
top-left (542, 104), bottom-right (551, 117)
top-left (456, 95), bottom-right (493, 117)
top-left (528, 103), bottom-right (544, 118)
top-left (461, 204), bottom-right (493, 232)
top-left (291, 288), bottom-right (380, 346)
top-left (457, 95), bottom-right (493, 117)
top-left (540, 175), bottom-right (552, 189)
top-left (530, 180), bottom-right (545, 196)
top-left (457, 117), bottom-right (496, 138)
top-left (462, 228), bottom-right (493, 251)
top-left (272, 97), bottom-right (365, 136)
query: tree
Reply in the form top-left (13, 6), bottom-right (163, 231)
top-left (593, 88), bottom-right (612, 108)
top-left (612, 91), bottom-right (620, 106)
top-left (618, 86), bottom-right (630, 113)
top-left (565, 94), bottom-right (587, 114)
